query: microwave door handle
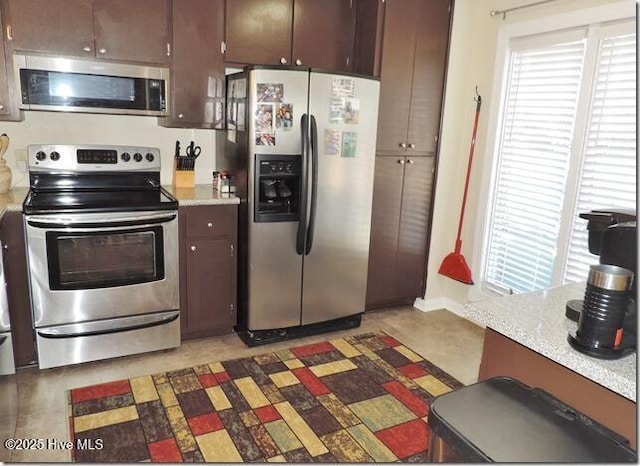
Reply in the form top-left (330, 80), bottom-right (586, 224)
top-left (296, 113), bottom-right (310, 255)
top-left (305, 114), bottom-right (318, 255)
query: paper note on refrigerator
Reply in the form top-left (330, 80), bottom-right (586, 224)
top-left (325, 129), bottom-right (341, 156)
top-left (341, 132), bottom-right (357, 157)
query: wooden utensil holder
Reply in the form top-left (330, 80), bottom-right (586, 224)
top-left (173, 160), bottom-right (195, 188)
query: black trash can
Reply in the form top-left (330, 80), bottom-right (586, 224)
top-left (427, 377), bottom-right (636, 462)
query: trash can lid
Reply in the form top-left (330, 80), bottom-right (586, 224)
top-left (428, 377), bottom-right (636, 463)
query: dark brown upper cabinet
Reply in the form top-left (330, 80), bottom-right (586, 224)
top-left (376, 0), bottom-right (451, 156)
top-left (292, 0), bottom-right (355, 70)
top-left (160, 0), bottom-right (225, 129)
top-left (4, 0), bottom-right (169, 64)
top-left (224, 0), bottom-right (355, 72)
top-left (92, 0), bottom-right (170, 64)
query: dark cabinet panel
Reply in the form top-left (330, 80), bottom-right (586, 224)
top-left (395, 156), bottom-right (434, 298)
top-left (375, 0), bottom-right (418, 154)
top-left (366, 157), bottom-right (404, 307)
top-left (0, 212), bottom-right (36, 367)
top-left (224, 0), bottom-right (293, 66)
top-left (4, 0), bottom-right (94, 57)
top-left (0, 7), bottom-right (12, 117)
top-left (376, 0), bottom-right (451, 156)
top-left (93, 0), bottom-right (169, 64)
top-left (292, 0), bottom-right (354, 71)
top-left (352, 0), bottom-right (384, 77)
top-left (366, 156), bottom-right (436, 309)
top-left (184, 237), bottom-right (236, 336)
top-left (161, 0), bottom-right (225, 128)
top-left (225, 0), bottom-right (356, 71)
top-left (406, 0), bottom-right (450, 154)
top-left (180, 205), bottom-right (237, 340)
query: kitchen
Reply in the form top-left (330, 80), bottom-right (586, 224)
top-left (0, 0), bottom-right (637, 462)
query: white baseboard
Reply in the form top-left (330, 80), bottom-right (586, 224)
top-left (413, 297), bottom-right (465, 317)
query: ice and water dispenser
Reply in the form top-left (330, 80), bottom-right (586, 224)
top-left (254, 154), bottom-right (300, 222)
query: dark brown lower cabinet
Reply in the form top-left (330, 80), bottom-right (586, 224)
top-left (179, 205), bottom-right (237, 339)
top-left (366, 155), bottom-right (435, 310)
top-left (0, 211), bottom-right (37, 366)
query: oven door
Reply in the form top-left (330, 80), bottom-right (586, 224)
top-left (25, 210), bottom-right (179, 328)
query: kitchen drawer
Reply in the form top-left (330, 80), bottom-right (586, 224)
top-left (185, 205), bottom-right (235, 238)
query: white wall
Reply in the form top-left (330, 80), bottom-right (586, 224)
top-left (0, 111), bottom-right (217, 187)
top-left (423, 0), bottom-right (630, 309)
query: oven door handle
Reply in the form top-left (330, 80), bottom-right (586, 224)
top-left (26, 212), bottom-right (177, 229)
top-left (36, 311), bottom-right (179, 339)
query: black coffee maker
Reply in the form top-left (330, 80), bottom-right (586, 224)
top-left (566, 209), bottom-right (637, 359)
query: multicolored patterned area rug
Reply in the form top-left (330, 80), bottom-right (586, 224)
top-left (67, 332), bottom-right (463, 462)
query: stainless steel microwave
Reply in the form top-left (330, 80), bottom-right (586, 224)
top-left (13, 54), bottom-right (169, 116)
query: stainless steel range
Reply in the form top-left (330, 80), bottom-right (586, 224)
top-left (23, 144), bottom-right (180, 369)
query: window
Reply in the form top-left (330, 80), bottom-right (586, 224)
top-left (483, 19), bottom-right (636, 295)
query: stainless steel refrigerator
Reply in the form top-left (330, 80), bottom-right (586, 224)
top-left (223, 66), bottom-right (380, 345)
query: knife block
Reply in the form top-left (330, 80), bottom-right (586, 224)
top-left (173, 160), bottom-right (195, 188)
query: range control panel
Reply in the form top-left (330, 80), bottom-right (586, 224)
top-left (28, 144), bottom-right (161, 172)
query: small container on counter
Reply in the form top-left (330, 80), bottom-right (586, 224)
top-left (212, 171), bottom-right (220, 191)
top-left (219, 171), bottom-right (230, 193)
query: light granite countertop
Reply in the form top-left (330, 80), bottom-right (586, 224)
top-left (464, 282), bottom-right (636, 402)
top-left (163, 185), bottom-right (240, 206)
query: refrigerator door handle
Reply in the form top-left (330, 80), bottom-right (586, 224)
top-left (296, 113), bottom-right (310, 255)
top-left (305, 114), bottom-right (319, 255)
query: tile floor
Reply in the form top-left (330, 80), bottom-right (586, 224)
top-left (6, 307), bottom-right (485, 462)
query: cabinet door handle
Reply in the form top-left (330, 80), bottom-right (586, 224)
top-left (98, 48), bottom-right (107, 54)
top-left (190, 245), bottom-right (197, 252)
top-left (0, 104), bottom-right (4, 111)
top-left (295, 58), bottom-right (302, 66)
top-left (166, 43), bottom-right (171, 56)
top-left (407, 159), bottom-right (414, 164)
top-left (230, 244), bottom-right (235, 256)
top-left (399, 142), bottom-right (407, 148)
top-left (408, 143), bottom-right (415, 149)
top-left (207, 222), bottom-right (213, 229)
top-left (178, 113), bottom-right (184, 119)
top-left (280, 57), bottom-right (288, 65)
top-left (6, 26), bottom-right (12, 41)
top-left (83, 46), bottom-right (91, 52)
top-left (397, 159), bottom-right (405, 164)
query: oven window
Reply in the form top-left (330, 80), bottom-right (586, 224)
top-left (46, 227), bottom-right (164, 290)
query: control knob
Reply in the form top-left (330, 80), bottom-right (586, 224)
top-left (35, 151), bottom-right (46, 161)
top-left (121, 152), bottom-right (131, 162)
top-left (50, 151), bottom-right (60, 161)
top-left (145, 152), bottom-right (154, 162)
top-left (133, 152), bottom-right (143, 162)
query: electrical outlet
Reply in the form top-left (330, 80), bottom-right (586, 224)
top-left (15, 149), bottom-right (27, 162)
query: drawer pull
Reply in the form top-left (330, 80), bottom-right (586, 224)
top-left (190, 245), bottom-right (196, 252)
top-left (207, 222), bottom-right (213, 228)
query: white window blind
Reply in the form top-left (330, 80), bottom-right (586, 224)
top-left (484, 19), bottom-right (636, 296)
top-left (563, 32), bottom-right (637, 283)
top-left (485, 36), bottom-right (586, 294)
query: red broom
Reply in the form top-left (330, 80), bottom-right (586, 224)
top-left (438, 91), bottom-right (482, 285)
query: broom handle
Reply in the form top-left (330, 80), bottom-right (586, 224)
top-left (455, 94), bottom-right (482, 251)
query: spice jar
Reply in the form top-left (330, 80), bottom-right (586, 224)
top-left (212, 171), bottom-right (220, 191)
top-left (219, 171), bottom-right (230, 193)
